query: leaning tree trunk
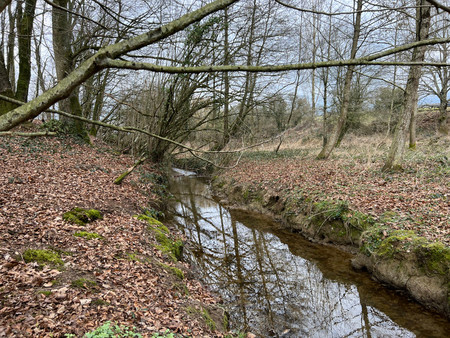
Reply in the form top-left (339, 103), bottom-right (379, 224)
top-left (0, 0), bottom-right (238, 132)
top-left (383, 0), bottom-right (431, 171)
top-left (317, 0), bottom-right (362, 160)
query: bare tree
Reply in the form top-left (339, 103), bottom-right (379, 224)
top-left (317, 0), bottom-right (363, 159)
top-left (383, 0), bottom-right (432, 171)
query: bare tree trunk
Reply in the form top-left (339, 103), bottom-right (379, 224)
top-left (221, 7), bottom-right (230, 148)
top-left (311, 12), bottom-right (317, 121)
top-left (317, 0), bottom-right (362, 160)
top-left (409, 104), bottom-right (417, 149)
top-left (52, 0), bottom-right (87, 137)
top-left (438, 55), bottom-right (449, 135)
top-left (7, 3), bottom-right (16, 92)
top-left (383, 0), bottom-right (431, 171)
top-left (0, 53), bottom-right (16, 115)
top-left (15, 0), bottom-right (37, 102)
top-left (438, 87), bottom-right (449, 135)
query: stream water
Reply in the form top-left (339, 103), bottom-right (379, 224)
top-left (168, 169), bottom-right (450, 337)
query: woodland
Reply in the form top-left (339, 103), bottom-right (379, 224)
top-left (0, 0), bottom-right (450, 336)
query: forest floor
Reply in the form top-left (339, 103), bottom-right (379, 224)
top-left (219, 129), bottom-right (450, 246)
top-left (0, 127), bottom-right (231, 337)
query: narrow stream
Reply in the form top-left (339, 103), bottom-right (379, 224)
top-left (168, 170), bottom-right (450, 337)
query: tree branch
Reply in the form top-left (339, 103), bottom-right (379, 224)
top-left (0, 0), bottom-right (12, 14)
top-left (427, 0), bottom-right (450, 14)
top-left (0, 0), bottom-right (239, 132)
top-left (0, 131), bottom-right (57, 137)
top-left (43, 0), bottom-right (109, 30)
top-left (100, 37), bottom-right (450, 73)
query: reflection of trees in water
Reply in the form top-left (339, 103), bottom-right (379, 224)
top-left (170, 176), bottom-right (416, 337)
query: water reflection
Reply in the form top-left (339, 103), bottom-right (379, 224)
top-left (169, 173), bottom-right (450, 337)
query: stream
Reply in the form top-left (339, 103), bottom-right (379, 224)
top-left (168, 169), bottom-right (450, 337)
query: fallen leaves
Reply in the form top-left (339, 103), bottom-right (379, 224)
top-left (221, 155), bottom-right (449, 245)
top-left (0, 136), bottom-right (225, 337)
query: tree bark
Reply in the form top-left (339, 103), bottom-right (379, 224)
top-left (438, 57), bottom-right (449, 135)
top-left (52, 0), bottom-right (87, 137)
top-left (0, 53), bottom-right (17, 115)
top-left (0, 0), bottom-right (12, 13)
top-left (317, 0), bottom-right (363, 160)
top-left (438, 88), bottom-right (449, 134)
top-left (15, 0), bottom-right (37, 102)
top-left (383, 0), bottom-right (431, 171)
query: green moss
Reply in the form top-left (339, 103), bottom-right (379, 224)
top-left (159, 262), bottom-right (184, 279)
top-left (91, 298), bottom-right (110, 307)
top-left (148, 226), bottom-right (183, 261)
top-left (360, 225), bottom-right (391, 256)
top-left (135, 214), bottom-right (164, 227)
top-left (74, 231), bottom-right (102, 240)
top-left (38, 290), bottom-right (52, 297)
top-left (415, 242), bottom-right (450, 275)
top-left (23, 249), bottom-right (63, 267)
top-left (126, 252), bottom-right (140, 262)
top-left (313, 200), bottom-right (349, 221)
top-left (376, 230), bottom-right (416, 258)
top-left (380, 210), bottom-right (400, 222)
top-left (73, 231), bottom-right (103, 239)
top-left (185, 306), bottom-right (220, 332)
top-left (63, 207), bottom-right (103, 226)
top-left (202, 308), bottom-right (216, 331)
top-left (71, 278), bottom-right (97, 289)
top-left (85, 209), bottom-right (102, 220)
top-left (343, 210), bottom-right (375, 231)
top-left (242, 188), bottom-right (250, 201)
top-left (222, 310), bottom-right (229, 331)
top-left (135, 214), bottom-right (183, 261)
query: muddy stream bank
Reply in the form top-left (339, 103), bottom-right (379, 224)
top-left (168, 170), bottom-right (450, 337)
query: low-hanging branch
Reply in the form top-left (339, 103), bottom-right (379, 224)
top-left (99, 36), bottom-right (450, 74)
top-left (0, 131), bottom-right (57, 137)
top-left (0, 0), bottom-right (239, 132)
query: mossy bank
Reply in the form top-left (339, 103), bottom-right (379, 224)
top-left (211, 176), bottom-right (450, 319)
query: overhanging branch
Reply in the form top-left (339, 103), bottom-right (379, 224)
top-left (99, 37), bottom-right (450, 73)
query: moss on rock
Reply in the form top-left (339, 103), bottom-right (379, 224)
top-left (63, 207), bottom-right (103, 226)
top-left (415, 242), bottom-right (450, 275)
